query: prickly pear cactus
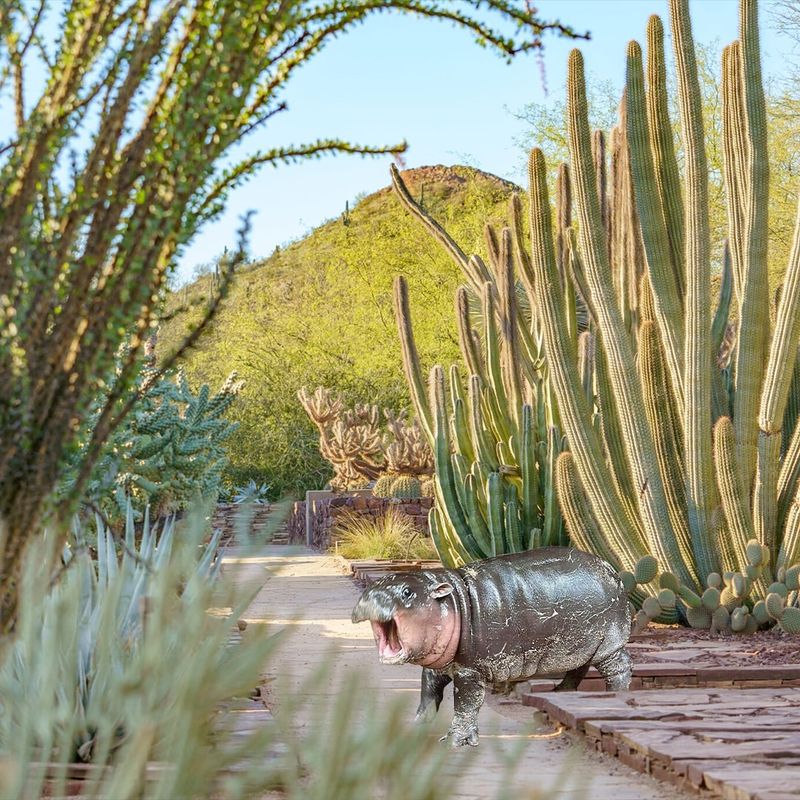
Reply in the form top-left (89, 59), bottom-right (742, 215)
top-left (621, 536), bottom-right (800, 634)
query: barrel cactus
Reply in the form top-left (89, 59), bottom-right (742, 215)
top-left (373, 474), bottom-right (397, 498)
top-left (390, 475), bottom-right (422, 500)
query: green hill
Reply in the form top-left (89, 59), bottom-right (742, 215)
top-left (159, 165), bottom-right (520, 496)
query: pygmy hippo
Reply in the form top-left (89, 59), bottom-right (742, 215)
top-left (351, 546), bottom-right (632, 747)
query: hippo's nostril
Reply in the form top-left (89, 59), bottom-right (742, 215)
top-left (351, 593), bottom-right (395, 624)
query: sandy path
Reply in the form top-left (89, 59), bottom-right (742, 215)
top-left (223, 545), bottom-right (688, 800)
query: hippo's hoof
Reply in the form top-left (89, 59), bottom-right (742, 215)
top-left (440, 725), bottom-right (479, 748)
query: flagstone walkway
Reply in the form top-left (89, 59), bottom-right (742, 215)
top-left (223, 544), bottom-right (691, 800)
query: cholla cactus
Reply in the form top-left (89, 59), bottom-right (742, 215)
top-left (383, 410), bottom-right (434, 476)
top-left (299, 387), bottom-right (383, 489)
top-left (68, 370), bottom-right (243, 523)
top-left (298, 387), bottom-right (432, 490)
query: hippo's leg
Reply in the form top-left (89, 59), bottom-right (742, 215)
top-left (441, 668), bottom-right (485, 748)
top-left (553, 660), bottom-right (592, 691)
top-left (415, 668), bottom-right (452, 722)
top-left (593, 647), bottom-right (632, 691)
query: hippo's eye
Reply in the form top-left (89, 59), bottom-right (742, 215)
top-left (401, 587), bottom-right (411, 599)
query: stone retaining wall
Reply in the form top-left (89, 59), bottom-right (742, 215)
top-left (212, 503), bottom-right (274, 545)
top-left (287, 495), bottom-right (433, 549)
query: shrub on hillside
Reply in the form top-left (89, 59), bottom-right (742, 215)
top-left (160, 169), bottom-right (514, 496)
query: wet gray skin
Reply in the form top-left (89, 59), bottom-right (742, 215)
top-left (352, 547), bottom-right (633, 748)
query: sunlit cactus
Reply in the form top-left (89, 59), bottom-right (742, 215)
top-left (298, 387), bottom-right (432, 490)
top-left (390, 0), bottom-right (800, 632)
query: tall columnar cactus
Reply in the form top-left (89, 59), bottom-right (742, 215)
top-left (392, 169), bottom-right (574, 566)
top-left (529, 0), bottom-right (800, 629)
top-left (392, 0), bottom-right (800, 632)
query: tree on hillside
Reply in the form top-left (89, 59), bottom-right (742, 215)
top-left (0, 0), bottom-right (585, 630)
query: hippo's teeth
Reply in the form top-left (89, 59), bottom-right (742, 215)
top-left (371, 618), bottom-right (405, 663)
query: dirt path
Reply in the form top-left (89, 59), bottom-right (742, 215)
top-left (224, 545), bottom-right (688, 800)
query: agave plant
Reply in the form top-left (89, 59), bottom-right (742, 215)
top-left (1, 502), bottom-right (223, 775)
top-left (0, 502), bottom-right (576, 800)
top-left (231, 480), bottom-right (271, 505)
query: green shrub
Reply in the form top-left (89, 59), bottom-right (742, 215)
top-left (160, 170), bottom-right (518, 497)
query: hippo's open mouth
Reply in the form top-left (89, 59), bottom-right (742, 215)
top-left (371, 618), bottom-right (407, 664)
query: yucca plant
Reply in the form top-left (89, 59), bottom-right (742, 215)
top-left (0, 507), bottom-right (267, 799)
top-left (1, 503), bottom-right (222, 770)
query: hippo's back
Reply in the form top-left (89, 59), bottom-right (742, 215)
top-left (453, 547), bottom-right (631, 681)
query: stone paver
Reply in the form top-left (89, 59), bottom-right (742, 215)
top-left (223, 545), bottom-right (690, 800)
top-left (527, 687), bottom-right (800, 799)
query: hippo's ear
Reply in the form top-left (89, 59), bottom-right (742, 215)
top-left (429, 582), bottom-right (454, 599)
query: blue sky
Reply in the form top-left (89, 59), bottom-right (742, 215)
top-left (175, 1), bottom-right (790, 282)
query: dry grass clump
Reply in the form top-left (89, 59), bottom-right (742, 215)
top-left (333, 507), bottom-right (438, 561)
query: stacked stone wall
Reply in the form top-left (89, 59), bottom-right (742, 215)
top-left (211, 503), bottom-right (274, 545)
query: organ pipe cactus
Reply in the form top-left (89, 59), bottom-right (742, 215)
top-left (391, 176), bottom-right (571, 566)
top-left (529, 0), bottom-right (800, 629)
top-left (392, 0), bottom-right (800, 632)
